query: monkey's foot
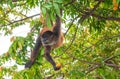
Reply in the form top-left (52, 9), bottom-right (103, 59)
top-left (54, 63), bottom-right (61, 71)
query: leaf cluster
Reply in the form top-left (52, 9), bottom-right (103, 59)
top-left (0, 0), bottom-right (120, 79)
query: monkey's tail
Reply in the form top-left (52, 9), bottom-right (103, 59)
top-left (25, 35), bottom-right (42, 68)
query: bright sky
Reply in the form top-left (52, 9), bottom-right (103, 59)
top-left (0, 7), bottom-right (40, 75)
top-left (0, 24), bottom-right (30, 55)
top-left (0, 7), bottom-right (40, 55)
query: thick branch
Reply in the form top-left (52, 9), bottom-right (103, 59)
top-left (91, 13), bottom-right (120, 21)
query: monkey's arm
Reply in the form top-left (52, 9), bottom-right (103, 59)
top-left (52, 15), bottom-right (61, 36)
top-left (52, 9), bottom-right (62, 36)
top-left (44, 46), bottom-right (61, 70)
top-left (25, 35), bottom-right (42, 68)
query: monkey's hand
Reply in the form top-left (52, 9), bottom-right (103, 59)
top-left (54, 63), bottom-right (61, 71)
top-left (25, 61), bottom-right (34, 69)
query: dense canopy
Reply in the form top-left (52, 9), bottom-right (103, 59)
top-left (0, 0), bottom-right (120, 79)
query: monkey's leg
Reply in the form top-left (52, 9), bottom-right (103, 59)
top-left (25, 35), bottom-right (42, 68)
top-left (25, 51), bottom-right (39, 68)
top-left (44, 46), bottom-right (61, 70)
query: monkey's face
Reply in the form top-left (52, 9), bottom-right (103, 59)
top-left (41, 31), bottom-right (57, 46)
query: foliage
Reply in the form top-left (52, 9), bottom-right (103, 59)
top-left (0, 0), bottom-right (120, 79)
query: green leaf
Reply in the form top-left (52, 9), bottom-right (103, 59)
top-left (40, 48), bottom-right (44, 56)
top-left (44, 3), bottom-right (52, 10)
top-left (25, 73), bottom-right (29, 79)
top-left (13, 42), bottom-right (17, 52)
top-left (70, 70), bottom-right (85, 77)
top-left (41, 7), bottom-right (46, 16)
top-left (117, 0), bottom-right (120, 3)
top-left (8, 0), bottom-right (14, 8)
top-left (18, 42), bottom-right (22, 50)
top-left (46, 15), bottom-right (52, 27)
top-left (54, 0), bottom-right (63, 3)
top-left (53, 3), bottom-right (60, 16)
top-left (50, 11), bottom-right (55, 22)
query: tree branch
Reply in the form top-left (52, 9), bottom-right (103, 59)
top-left (83, 34), bottom-right (120, 53)
top-left (79, 0), bottom-right (103, 23)
top-left (63, 0), bottom-right (102, 52)
top-left (64, 15), bottom-right (79, 36)
top-left (64, 0), bottom-right (76, 6)
top-left (72, 0), bottom-right (120, 22)
top-left (91, 13), bottom-right (120, 21)
top-left (64, 20), bottom-right (79, 52)
top-left (105, 63), bottom-right (120, 69)
top-left (104, 54), bottom-right (120, 62)
top-left (86, 54), bottom-right (120, 74)
top-left (3, 13), bottom-right (40, 27)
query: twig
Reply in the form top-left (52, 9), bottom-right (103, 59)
top-left (91, 13), bottom-right (120, 21)
top-left (86, 54), bottom-right (120, 74)
top-left (86, 65), bottom-right (100, 74)
top-left (64, 20), bottom-right (79, 52)
top-left (83, 34), bottom-right (120, 53)
top-left (68, 53), bottom-right (100, 65)
top-left (2, 13), bottom-right (40, 27)
top-left (104, 54), bottom-right (120, 62)
top-left (104, 54), bottom-right (120, 69)
top-left (105, 63), bottom-right (120, 69)
top-left (44, 74), bottom-right (54, 79)
top-left (64, 15), bottom-right (79, 36)
top-left (64, 0), bottom-right (76, 6)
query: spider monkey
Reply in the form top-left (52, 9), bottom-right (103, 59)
top-left (25, 10), bottom-right (64, 70)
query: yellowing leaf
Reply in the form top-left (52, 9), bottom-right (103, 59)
top-left (5, 52), bottom-right (9, 57)
top-left (40, 15), bottom-right (45, 24)
top-left (18, 42), bottom-right (22, 50)
top-left (10, 36), bottom-right (16, 42)
top-left (113, 0), bottom-right (118, 11)
top-left (0, 66), bottom-right (3, 71)
top-left (90, 3), bottom-right (94, 8)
